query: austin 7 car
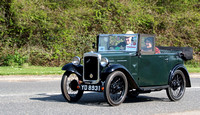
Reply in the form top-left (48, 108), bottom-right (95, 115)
top-left (61, 33), bottom-right (192, 106)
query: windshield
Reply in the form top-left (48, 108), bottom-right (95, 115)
top-left (98, 34), bottom-right (138, 52)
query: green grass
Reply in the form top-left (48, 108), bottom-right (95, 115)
top-left (185, 65), bottom-right (200, 73)
top-left (0, 66), bottom-right (64, 75)
top-left (0, 65), bottom-right (199, 75)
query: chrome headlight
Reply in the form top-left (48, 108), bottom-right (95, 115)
top-left (72, 56), bottom-right (81, 66)
top-left (101, 57), bottom-right (109, 67)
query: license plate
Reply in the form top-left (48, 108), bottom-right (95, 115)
top-left (80, 85), bottom-right (101, 91)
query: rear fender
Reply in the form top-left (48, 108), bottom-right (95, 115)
top-left (101, 64), bottom-right (139, 89)
top-left (170, 64), bottom-right (191, 87)
top-left (62, 63), bottom-right (83, 80)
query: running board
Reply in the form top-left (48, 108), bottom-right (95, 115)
top-left (139, 85), bottom-right (169, 92)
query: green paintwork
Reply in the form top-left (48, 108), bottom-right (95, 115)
top-left (100, 52), bottom-right (138, 83)
top-left (98, 34), bottom-right (184, 87)
top-left (138, 54), bottom-right (169, 86)
top-left (101, 52), bottom-right (183, 87)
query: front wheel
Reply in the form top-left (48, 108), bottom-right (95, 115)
top-left (166, 70), bottom-right (186, 101)
top-left (61, 72), bottom-right (83, 102)
top-left (104, 71), bottom-right (128, 106)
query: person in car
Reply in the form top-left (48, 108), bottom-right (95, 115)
top-left (116, 31), bottom-right (134, 49)
top-left (142, 37), bottom-right (160, 54)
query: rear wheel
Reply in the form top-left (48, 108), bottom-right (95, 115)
top-left (104, 71), bottom-right (128, 106)
top-left (166, 70), bottom-right (186, 101)
top-left (61, 72), bottom-right (83, 102)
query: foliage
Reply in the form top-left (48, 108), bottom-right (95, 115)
top-left (0, 51), bottom-right (27, 66)
top-left (0, 0), bottom-right (199, 66)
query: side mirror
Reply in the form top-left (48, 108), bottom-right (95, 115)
top-left (92, 42), bottom-right (95, 49)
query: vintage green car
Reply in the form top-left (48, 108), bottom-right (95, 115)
top-left (61, 34), bottom-right (192, 106)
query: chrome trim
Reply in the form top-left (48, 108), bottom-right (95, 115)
top-left (109, 60), bottom-right (114, 63)
top-left (101, 57), bottom-right (109, 67)
top-left (83, 52), bottom-right (101, 84)
top-left (117, 60), bottom-right (127, 62)
top-left (132, 64), bottom-right (137, 68)
top-left (72, 56), bottom-right (81, 66)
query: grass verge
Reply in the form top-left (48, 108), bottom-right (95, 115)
top-left (0, 65), bottom-right (199, 75)
top-left (0, 66), bottom-right (63, 75)
top-left (185, 65), bottom-right (200, 73)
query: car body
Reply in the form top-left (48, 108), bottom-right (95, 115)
top-left (61, 33), bottom-right (192, 106)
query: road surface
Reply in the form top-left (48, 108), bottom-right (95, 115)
top-left (0, 73), bottom-right (200, 115)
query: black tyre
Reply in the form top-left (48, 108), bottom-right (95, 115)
top-left (166, 70), bottom-right (186, 101)
top-left (104, 71), bottom-right (128, 106)
top-left (61, 72), bottom-right (83, 102)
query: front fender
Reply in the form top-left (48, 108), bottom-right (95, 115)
top-left (62, 63), bottom-right (83, 79)
top-left (101, 64), bottom-right (139, 89)
top-left (170, 64), bottom-right (191, 87)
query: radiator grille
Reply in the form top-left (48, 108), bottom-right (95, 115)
top-left (84, 56), bottom-right (98, 80)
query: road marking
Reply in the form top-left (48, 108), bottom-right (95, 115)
top-left (191, 87), bottom-right (200, 89)
top-left (0, 93), bottom-right (34, 97)
top-left (0, 92), bottom-right (100, 97)
top-left (0, 93), bottom-right (61, 97)
top-left (157, 110), bottom-right (200, 115)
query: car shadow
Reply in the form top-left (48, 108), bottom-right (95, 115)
top-left (124, 95), bottom-right (169, 103)
top-left (30, 92), bottom-right (170, 106)
top-left (30, 93), bottom-right (66, 102)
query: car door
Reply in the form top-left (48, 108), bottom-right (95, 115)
top-left (138, 54), bottom-right (169, 86)
top-left (138, 34), bottom-right (169, 87)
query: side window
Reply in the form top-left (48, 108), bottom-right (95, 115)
top-left (140, 35), bottom-right (155, 55)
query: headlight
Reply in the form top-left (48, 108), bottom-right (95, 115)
top-left (101, 57), bottom-right (109, 67)
top-left (72, 56), bottom-right (81, 66)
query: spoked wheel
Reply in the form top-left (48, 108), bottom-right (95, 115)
top-left (166, 70), bottom-right (186, 101)
top-left (104, 71), bottom-right (128, 106)
top-left (61, 72), bottom-right (83, 102)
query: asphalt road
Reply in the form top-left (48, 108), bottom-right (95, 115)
top-left (0, 74), bottom-right (200, 115)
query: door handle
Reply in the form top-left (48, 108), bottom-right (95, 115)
top-left (165, 58), bottom-right (169, 61)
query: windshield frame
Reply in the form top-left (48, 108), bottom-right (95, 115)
top-left (97, 34), bottom-right (139, 53)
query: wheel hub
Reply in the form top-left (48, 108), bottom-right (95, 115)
top-left (110, 80), bottom-right (124, 94)
top-left (69, 80), bottom-right (78, 91)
